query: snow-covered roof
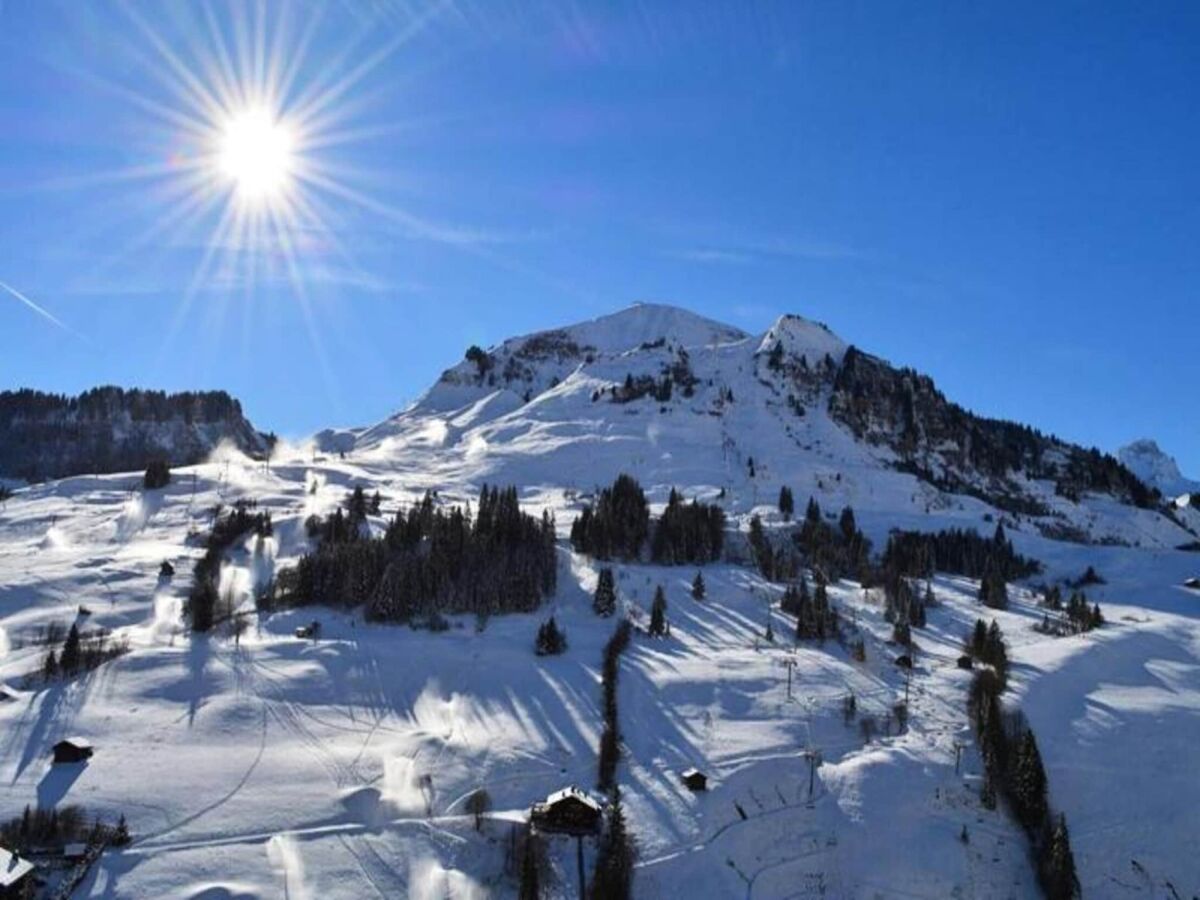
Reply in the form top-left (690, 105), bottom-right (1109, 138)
top-left (681, 768), bottom-right (705, 779)
top-left (0, 846), bottom-right (34, 887)
top-left (54, 736), bottom-right (92, 750)
top-left (541, 786), bottom-right (601, 812)
top-left (0, 684), bottom-right (19, 701)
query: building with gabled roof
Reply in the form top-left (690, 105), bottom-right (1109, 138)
top-left (52, 737), bottom-right (93, 764)
top-left (530, 786), bottom-right (602, 835)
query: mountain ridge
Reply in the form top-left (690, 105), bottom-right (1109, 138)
top-left (0, 386), bottom-right (272, 482)
top-left (347, 302), bottom-right (1173, 548)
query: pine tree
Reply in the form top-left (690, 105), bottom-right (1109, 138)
top-left (648, 586), bottom-right (668, 637)
top-left (778, 485), bottom-right (794, 520)
top-left (1038, 814), bottom-right (1080, 900)
top-left (60, 624), bottom-right (81, 675)
top-left (112, 813), bottom-right (131, 846)
top-left (805, 496), bottom-right (821, 525)
top-left (1010, 727), bottom-right (1048, 832)
top-left (143, 459), bottom-right (171, 490)
top-left (346, 485), bottom-right (368, 523)
top-left (535, 617), bottom-right (567, 656)
top-left (691, 571), bottom-right (705, 600)
top-left (969, 619), bottom-right (988, 658)
top-left (979, 570), bottom-right (1009, 610)
top-left (986, 620), bottom-right (1009, 685)
top-left (748, 514), bottom-right (774, 580)
top-left (591, 792), bottom-right (635, 900)
top-left (42, 648), bottom-right (58, 681)
top-left (593, 568), bottom-right (617, 617)
top-left (838, 506), bottom-right (857, 543)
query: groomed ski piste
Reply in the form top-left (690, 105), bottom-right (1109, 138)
top-left (1, 305), bottom-right (1197, 898)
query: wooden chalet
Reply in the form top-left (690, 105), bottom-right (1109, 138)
top-left (52, 737), bottom-right (94, 764)
top-left (530, 786), bottom-right (602, 835)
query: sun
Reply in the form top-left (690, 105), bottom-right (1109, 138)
top-left (216, 107), bottom-right (296, 204)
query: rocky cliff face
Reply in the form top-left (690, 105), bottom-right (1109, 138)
top-left (822, 347), bottom-right (1157, 513)
top-left (0, 387), bottom-right (272, 481)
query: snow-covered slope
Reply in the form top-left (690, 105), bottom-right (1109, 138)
top-left (353, 302), bottom-right (1187, 551)
top-left (1, 304), bottom-right (1198, 899)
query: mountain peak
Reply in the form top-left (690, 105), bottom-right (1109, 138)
top-left (1118, 438), bottom-right (1199, 498)
top-left (552, 302), bottom-right (748, 355)
top-left (758, 312), bottom-right (848, 364)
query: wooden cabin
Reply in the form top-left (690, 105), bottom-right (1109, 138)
top-left (0, 846), bottom-right (34, 900)
top-left (52, 737), bottom-right (94, 764)
top-left (681, 768), bottom-right (708, 792)
top-left (530, 786), bottom-right (602, 835)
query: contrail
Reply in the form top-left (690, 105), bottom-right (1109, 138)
top-left (0, 279), bottom-right (72, 332)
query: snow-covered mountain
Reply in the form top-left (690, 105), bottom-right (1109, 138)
top-left (0, 387), bottom-right (272, 482)
top-left (1118, 438), bottom-right (1200, 500)
top-left (352, 302), bottom-right (1182, 549)
top-left (1, 303), bottom-right (1198, 900)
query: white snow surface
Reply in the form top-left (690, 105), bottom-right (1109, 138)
top-left (0, 304), bottom-right (1197, 899)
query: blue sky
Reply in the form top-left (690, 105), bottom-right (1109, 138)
top-left (0, 1), bottom-right (1196, 472)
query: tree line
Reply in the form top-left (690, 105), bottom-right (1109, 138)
top-left (1037, 586), bottom-right (1104, 636)
top-left (966, 624), bottom-right (1080, 899)
top-left (40, 622), bottom-right (129, 683)
top-left (187, 500), bottom-right (274, 632)
top-left (275, 485), bottom-right (557, 623)
top-left (594, 618), bottom-right (636, 899)
top-left (781, 575), bottom-right (840, 641)
top-left (882, 524), bottom-right (1040, 583)
top-left (0, 804), bottom-right (130, 854)
top-left (571, 474), bottom-right (724, 565)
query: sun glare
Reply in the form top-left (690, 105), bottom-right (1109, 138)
top-left (217, 107), bottom-right (296, 203)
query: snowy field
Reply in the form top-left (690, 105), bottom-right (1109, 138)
top-left (0, 445), bottom-right (1196, 899)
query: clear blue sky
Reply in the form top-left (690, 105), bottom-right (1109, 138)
top-left (0, 1), bottom-right (1196, 472)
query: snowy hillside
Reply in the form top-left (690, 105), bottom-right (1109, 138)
top-left (0, 304), bottom-right (1198, 899)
